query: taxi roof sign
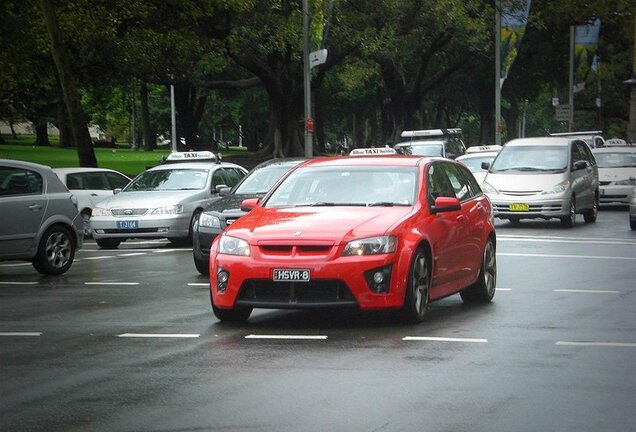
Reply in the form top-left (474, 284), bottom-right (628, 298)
top-left (466, 145), bottom-right (502, 154)
top-left (349, 147), bottom-right (397, 156)
top-left (165, 151), bottom-right (217, 163)
top-left (400, 128), bottom-right (462, 138)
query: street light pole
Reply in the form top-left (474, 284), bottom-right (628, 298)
top-left (303, 0), bottom-right (313, 157)
top-left (170, 83), bottom-right (177, 153)
top-left (495, 0), bottom-right (501, 146)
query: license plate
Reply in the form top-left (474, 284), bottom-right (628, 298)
top-left (117, 220), bottom-right (138, 229)
top-left (509, 203), bottom-right (529, 212)
top-left (273, 269), bottom-right (310, 282)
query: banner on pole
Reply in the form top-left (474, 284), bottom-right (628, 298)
top-left (574, 18), bottom-right (601, 93)
top-left (500, 0), bottom-right (532, 88)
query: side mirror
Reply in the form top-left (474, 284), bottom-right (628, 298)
top-left (218, 186), bottom-right (232, 197)
top-left (113, 188), bottom-right (122, 195)
top-left (573, 160), bottom-right (589, 170)
top-left (214, 184), bottom-right (228, 194)
top-left (431, 196), bottom-right (461, 214)
top-left (481, 161), bottom-right (491, 170)
top-left (240, 198), bottom-right (260, 212)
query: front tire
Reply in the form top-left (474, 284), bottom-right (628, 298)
top-left (32, 225), bottom-right (76, 275)
top-left (560, 196), bottom-right (576, 227)
top-left (460, 238), bottom-right (497, 303)
top-left (213, 304), bottom-right (252, 322)
top-left (583, 193), bottom-right (598, 223)
top-left (401, 248), bottom-right (430, 323)
top-left (194, 255), bottom-right (209, 275)
top-left (96, 238), bottom-right (121, 249)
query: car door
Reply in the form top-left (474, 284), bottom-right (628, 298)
top-left (0, 166), bottom-right (47, 257)
top-left (571, 140), bottom-right (596, 210)
top-left (424, 162), bottom-right (464, 296)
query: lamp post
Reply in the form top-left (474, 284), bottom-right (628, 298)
top-left (170, 83), bottom-right (177, 153)
top-left (303, 0), bottom-right (312, 157)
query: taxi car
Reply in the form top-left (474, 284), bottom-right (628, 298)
top-left (208, 149), bottom-right (497, 323)
top-left (394, 128), bottom-right (466, 159)
top-left (0, 159), bottom-right (83, 275)
top-left (591, 146), bottom-right (636, 206)
top-left (482, 137), bottom-right (599, 227)
top-left (456, 145), bottom-right (502, 184)
top-left (193, 158), bottom-right (306, 274)
top-left (53, 167), bottom-right (131, 237)
top-left (90, 152), bottom-right (247, 248)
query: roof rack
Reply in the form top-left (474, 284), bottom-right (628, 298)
top-left (549, 131), bottom-right (603, 137)
top-left (400, 128), bottom-right (462, 138)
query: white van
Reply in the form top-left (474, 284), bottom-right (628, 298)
top-left (481, 137), bottom-right (599, 227)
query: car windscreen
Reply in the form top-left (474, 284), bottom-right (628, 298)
top-left (264, 165), bottom-right (418, 207)
top-left (490, 145), bottom-right (568, 172)
top-left (234, 165), bottom-right (294, 194)
top-left (458, 155), bottom-right (496, 173)
top-left (123, 168), bottom-right (208, 191)
top-left (594, 152), bottom-right (636, 168)
top-left (395, 143), bottom-right (443, 156)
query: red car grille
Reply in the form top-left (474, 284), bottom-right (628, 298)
top-left (235, 279), bottom-right (357, 308)
top-left (257, 243), bottom-right (334, 257)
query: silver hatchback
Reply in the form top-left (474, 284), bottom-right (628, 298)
top-left (482, 137), bottom-right (599, 227)
top-left (0, 159), bottom-right (83, 274)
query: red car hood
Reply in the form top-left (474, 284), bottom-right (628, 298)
top-left (226, 206), bottom-right (415, 244)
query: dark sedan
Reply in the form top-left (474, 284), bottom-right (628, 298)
top-left (192, 158), bottom-right (306, 274)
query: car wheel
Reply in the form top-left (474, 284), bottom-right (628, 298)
top-left (631, 219), bottom-right (636, 230)
top-left (560, 196), bottom-right (576, 227)
top-left (96, 238), bottom-right (121, 249)
top-left (460, 238), bottom-right (497, 303)
top-left (401, 248), bottom-right (430, 323)
top-left (194, 254), bottom-right (209, 275)
top-left (81, 210), bottom-right (92, 238)
top-left (32, 225), bottom-right (75, 275)
top-left (212, 304), bottom-right (252, 322)
top-left (583, 193), bottom-right (598, 223)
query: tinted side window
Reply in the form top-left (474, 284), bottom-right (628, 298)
top-left (443, 163), bottom-right (473, 201)
top-left (0, 167), bottom-right (43, 196)
top-left (571, 141), bottom-right (589, 167)
top-left (222, 168), bottom-right (245, 188)
top-left (105, 172), bottom-right (130, 189)
top-left (211, 169), bottom-right (229, 189)
top-left (426, 163), bottom-right (455, 206)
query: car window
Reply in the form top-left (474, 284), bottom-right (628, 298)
top-left (0, 167), bottom-right (43, 196)
top-left (426, 163), bottom-right (455, 205)
top-left (221, 168), bottom-right (245, 188)
top-left (125, 168), bottom-right (208, 191)
top-left (571, 141), bottom-right (590, 167)
top-left (441, 162), bottom-right (474, 201)
top-left (68, 172), bottom-right (110, 190)
top-left (105, 172), bottom-right (130, 189)
top-left (396, 143), bottom-right (444, 157)
top-left (235, 165), bottom-right (294, 194)
top-left (490, 145), bottom-right (568, 172)
top-left (211, 169), bottom-right (230, 189)
top-left (445, 139), bottom-right (465, 159)
top-left (594, 151), bottom-right (636, 168)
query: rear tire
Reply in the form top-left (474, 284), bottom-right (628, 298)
top-left (213, 304), bottom-right (252, 322)
top-left (400, 248), bottom-right (430, 323)
top-left (583, 193), bottom-right (598, 223)
top-left (460, 238), bottom-right (496, 303)
top-left (32, 225), bottom-right (76, 275)
top-left (96, 238), bottom-right (121, 249)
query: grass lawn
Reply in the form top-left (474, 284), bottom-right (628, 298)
top-left (0, 134), bottom-right (249, 177)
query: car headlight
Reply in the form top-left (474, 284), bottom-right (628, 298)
top-left (218, 235), bottom-right (250, 256)
top-left (342, 235), bottom-right (397, 256)
top-left (615, 178), bottom-right (636, 186)
top-left (481, 181), bottom-right (499, 194)
top-left (199, 213), bottom-right (221, 228)
top-left (92, 207), bottom-right (111, 217)
top-left (151, 204), bottom-right (183, 215)
top-left (541, 180), bottom-right (569, 195)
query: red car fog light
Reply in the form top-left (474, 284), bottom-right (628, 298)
top-left (217, 269), bottom-right (229, 293)
top-left (364, 265), bottom-right (392, 294)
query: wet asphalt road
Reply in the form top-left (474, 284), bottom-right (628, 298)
top-left (1, 209), bottom-right (635, 432)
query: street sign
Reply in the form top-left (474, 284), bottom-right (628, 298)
top-left (309, 49), bottom-right (328, 69)
top-left (306, 117), bottom-right (314, 133)
top-left (555, 104), bottom-right (570, 122)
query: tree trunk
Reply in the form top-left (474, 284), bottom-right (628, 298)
top-left (34, 121), bottom-right (50, 146)
top-left (140, 82), bottom-right (156, 151)
top-left (174, 82), bottom-right (207, 151)
top-left (9, 121), bottom-right (17, 139)
top-left (56, 96), bottom-right (73, 148)
top-left (38, 0), bottom-right (97, 167)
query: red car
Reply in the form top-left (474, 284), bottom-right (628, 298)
top-left (209, 152), bottom-right (497, 323)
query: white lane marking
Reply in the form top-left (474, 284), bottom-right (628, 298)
top-left (153, 249), bottom-right (183, 253)
top-left (83, 256), bottom-right (116, 260)
top-left (0, 332), bottom-right (43, 337)
top-left (556, 341), bottom-right (636, 348)
top-left (498, 235), bottom-right (636, 246)
top-left (0, 262), bottom-right (32, 267)
top-left (498, 252), bottom-right (636, 260)
top-left (117, 253), bottom-right (147, 257)
top-left (402, 336), bottom-right (488, 343)
top-left (118, 333), bottom-right (200, 338)
top-left (0, 281), bottom-right (39, 285)
top-left (188, 283), bottom-right (210, 287)
top-left (554, 289), bottom-right (620, 294)
top-left (245, 334), bottom-right (328, 340)
top-left (496, 288), bottom-right (512, 291)
top-left (84, 282), bottom-right (140, 286)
